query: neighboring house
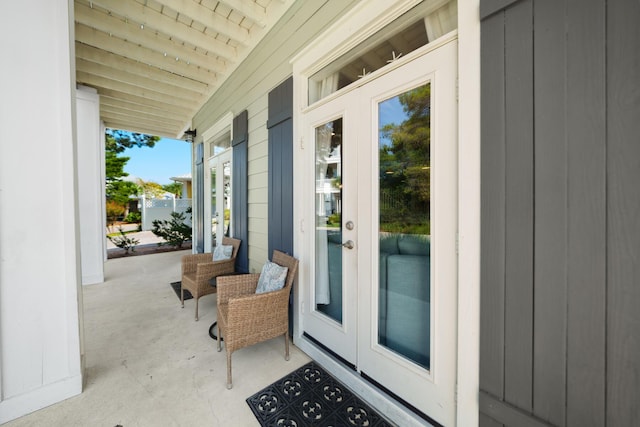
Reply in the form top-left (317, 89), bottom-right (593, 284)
top-left (170, 173), bottom-right (192, 200)
top-left (1, 1), bottom-right (639, 426)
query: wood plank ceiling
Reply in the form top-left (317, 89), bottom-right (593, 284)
top-left (75, 0), bottom-right (293, 138)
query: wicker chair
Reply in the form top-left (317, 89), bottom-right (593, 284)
top-left (216, 250), bottom-right (299, 389)
top-left (181, 237), bottom-right (241, 321)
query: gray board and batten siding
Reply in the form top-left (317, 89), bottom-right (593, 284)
top-left (480, 0), bottom-right (640, 427)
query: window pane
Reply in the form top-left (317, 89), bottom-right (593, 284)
top-left (308, 0), bottom-right (457, 104)
top-left (378, 84), bottom-right (431, 369)
top-left (315, 118), bottom-right (343, 323)
top-left (209, 130), bottom-right (231, 156)
top-left (211, 165), bottom-right (218, 249)
top-left (222, 160), bottom-right (231, 238)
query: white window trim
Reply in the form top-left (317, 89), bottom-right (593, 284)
top-left (202, 111), bottom-right (234, 159)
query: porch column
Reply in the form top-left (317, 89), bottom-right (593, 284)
top-left (0, 0), bottom-right (83, 423)
top-left (77, 85), bottom-right (105, 285)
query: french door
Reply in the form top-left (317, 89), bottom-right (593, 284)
top-left (208, 149), bottom-right (232, 251)
top-left (302, 40), bottom-right (458, 424)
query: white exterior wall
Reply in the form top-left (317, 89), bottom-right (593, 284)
top-left (76, 86), bottom-right (105, 285)
top-left (0, 0), bottom-right (83, 423)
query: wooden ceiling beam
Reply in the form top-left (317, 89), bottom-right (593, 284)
top-left (77, 71), bottom-right (196, 110)
top-left (103, 120), bottom-right (180, 139)
top-left (219, 0), bottom-right (267, 27)
top-left (86, 0), bottom-right (240, 58)
top-left (75, 24), bottom-right (217, 84)
top-left (155, 0), bottom-right (251, 43)
top-left (74, 0), bottom-right (296, 139)
top-left (75, 2), bottom-right (227, 73)
top-left (76, 58), bottom-right (202, 103)
top-left (76, 43), bottom-right (209, 94)
top-left (102, 111), bottom-right (182, 136)
top-left (101, 107), bottom-right (185, 129)
top-left (101, 110), bottom-right (185, 132)
top-left (97, 88), bottom-right (194, 117)
top-left (100, 96), bottom-right (191, 123)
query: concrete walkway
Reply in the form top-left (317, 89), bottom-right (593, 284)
top-left (106, 230), bottom-right (166, 249)
top-left (106, 224), bottom-right (166, 249)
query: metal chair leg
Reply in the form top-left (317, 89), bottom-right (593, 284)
top-left (226, 351), bottom-right (233, 389)
top-left (284, 333), bottom-right (290, 361)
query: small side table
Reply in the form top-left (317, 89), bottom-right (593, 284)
top-left (208, 272), bottom-right (241, 341)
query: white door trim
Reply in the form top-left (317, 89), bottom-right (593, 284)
top-left (455, 0), bottom-right (481, 425)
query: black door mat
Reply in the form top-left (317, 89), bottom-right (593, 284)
top-left (246, 361), bottom-right (395, 426)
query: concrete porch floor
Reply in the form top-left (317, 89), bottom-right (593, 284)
top-left (4, 250), bottom-right (310, 426)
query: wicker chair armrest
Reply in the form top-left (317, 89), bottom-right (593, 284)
top-left (226, 288), bottom-right (290, 330)
top-left (182, 253), bottom-right (213, 275)
top-left (196, 258), bottom-right (235, 281)
top-left (217, 274), bottom-right (260, 304)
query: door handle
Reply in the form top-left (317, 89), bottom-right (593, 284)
top-left (341, 240), bottom-right (355, 249)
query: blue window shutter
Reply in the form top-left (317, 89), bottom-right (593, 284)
top-left (267, 77), bottom-right (294, 256)
top-left (232, 110), bottom-right (249, 272)
top-left (195, 143), bottom-right (205, 253)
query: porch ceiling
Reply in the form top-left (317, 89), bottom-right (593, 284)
top-left (74, 0), bottom-right (293, 139)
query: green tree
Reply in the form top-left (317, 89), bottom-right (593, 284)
top-left (105, 129), bottom-right (159, 208)
top-left (163, 182), bottom-right (183, 198)
top-left (137, 179), bottom-right (166, 199)
top-left (106, 129), bottom-right (160, 154)
top-left (379, 84), bottom-right (431, 233)
top-left (106, 180), bottom-right (140, 206)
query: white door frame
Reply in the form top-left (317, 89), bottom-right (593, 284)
top-left (202, 112), bottom-right (234, 252)
top-left (207, 149), bottom-right (232, 251)
top-left (299, 38), bottom-right (458, 425)
top-left (291, 0), bottom-right (481, 425)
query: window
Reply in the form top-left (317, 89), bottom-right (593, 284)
top-left (308, 0), bottom-right (457, 104)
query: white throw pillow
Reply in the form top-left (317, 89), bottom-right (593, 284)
top-left (213, 244), bottom-right (233, 261)
top-left (255, 261), bottom-right (288, 294)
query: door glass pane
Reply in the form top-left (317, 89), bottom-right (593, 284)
top-left (378, 84), bottom-right (431, 369)
top-left (211, 156), bottom-right (232, 252)
top-left (211, 165), bottom-right (218, 250)
top-left (315, 118), bottom-right (343, 323)
top-left (222, 160), bottom-right (232, 238)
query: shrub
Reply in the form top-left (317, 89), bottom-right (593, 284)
top-left (107, 227), bottom-right (139, 254)
top-left (151, 211), bottom-right (192, 248)
top-left (106, 200), bottom-right (126, 230)
top-left (124, 211), bottom-right (141, 223)
top-left (327, 213), bottom-right (341, 227)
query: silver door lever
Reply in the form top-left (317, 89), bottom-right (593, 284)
top-left (341, 240), bottom-right (354, 249)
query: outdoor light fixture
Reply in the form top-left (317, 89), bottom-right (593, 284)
top-left (183, 129), bottom-right (197, 143)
